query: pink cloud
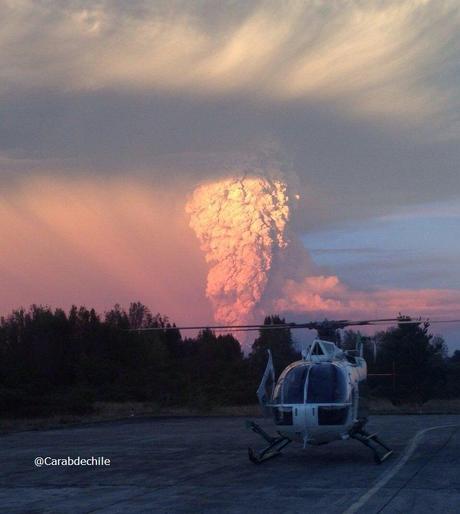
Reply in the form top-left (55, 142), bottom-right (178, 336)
top-left (274, 275), bottom-right (460, 320)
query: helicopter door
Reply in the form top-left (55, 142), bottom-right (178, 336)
top-left (256, 350), bottom-right (275, 416)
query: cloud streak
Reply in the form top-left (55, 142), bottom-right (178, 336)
top-left (2, 1), bottom-right (459, 130)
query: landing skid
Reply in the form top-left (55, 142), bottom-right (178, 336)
top-left (350, 420), bottom-right (393, 464)
top-left (246, 420), bottom-right (291, 464)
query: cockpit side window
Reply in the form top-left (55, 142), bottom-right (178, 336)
top-left (306, 364), bottom-right (348, 403)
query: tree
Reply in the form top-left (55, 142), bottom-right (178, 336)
top-left (450, 350), bottom-right (460, 363)
top-left (444, 350), bottom-right (460, 398)
top-left (373, 319), bottom-right (447, 404)
top-left (249, 315), bottom-right (300, 377)
top-left (179, 329), bottom-right (247, 406)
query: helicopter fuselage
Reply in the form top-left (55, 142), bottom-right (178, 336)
top-left (259, 339), bottom-right (367, 447)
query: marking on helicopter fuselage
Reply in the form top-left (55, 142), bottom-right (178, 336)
top-left (343, 423), bottom-right (460, 514)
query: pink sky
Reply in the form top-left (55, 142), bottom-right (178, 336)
top-left (2, 176), bottom-right (460, 335)
top-left (0, 177), bottom-right (211, 323)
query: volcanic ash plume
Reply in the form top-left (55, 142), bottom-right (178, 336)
top-left (186, 177), bottom-right (290, 326)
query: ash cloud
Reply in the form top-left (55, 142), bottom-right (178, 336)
top-left (186, 173), bottom-right (460, 344)
top-left (186, 176), bottom-right (290, 326)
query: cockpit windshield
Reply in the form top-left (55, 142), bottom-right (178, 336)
top-left (283, 365), bottom-right (310, 403)
top-left (307, 364), bottom-right (348, 403)
top-left (273, 362), bottom-right (348, 404)
top-left (273, 363), bottom-right (309, 404)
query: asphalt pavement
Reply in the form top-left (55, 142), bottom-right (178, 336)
top-left (1, 415), bottom-right (459, 513)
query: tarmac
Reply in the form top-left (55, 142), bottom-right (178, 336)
top-left (1, 414), bottom-right (459, 513)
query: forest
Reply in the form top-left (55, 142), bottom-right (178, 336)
top-left (0, 302), bottom-right (459, 417)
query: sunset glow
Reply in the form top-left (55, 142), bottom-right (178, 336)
top-left (0, 178), bottom-right (210, 323)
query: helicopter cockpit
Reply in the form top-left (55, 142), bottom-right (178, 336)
top-left (267, 359), bottom-right (352, 431)
top-left (272, 361), bottom-right (349, 405)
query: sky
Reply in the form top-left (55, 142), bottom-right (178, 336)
top-left (1, 1), bottom-right (460, 350)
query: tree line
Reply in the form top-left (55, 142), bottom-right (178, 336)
top-left (0, 303), bottom-right (459, 417)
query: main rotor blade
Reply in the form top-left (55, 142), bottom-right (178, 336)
top-left (415, 319), bottom-right (460, 324)
top-left (127, 317), bottom-right (460, 332)
top-left (129, 323), bottom-right (293, 332)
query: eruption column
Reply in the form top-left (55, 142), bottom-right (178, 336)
top-left (186, 177), bottom-right (290, 326)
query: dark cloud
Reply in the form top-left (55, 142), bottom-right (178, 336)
top-left (1, 1), bottom-right (459, 231)
top-left (2, 85), bottom-right (460, 233)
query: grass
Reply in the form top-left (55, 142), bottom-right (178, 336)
top-left (1, 399), bottom-right (459, 434)
top-left (367, 398), bottom-right (460, 415)
top-left (0, 402), bottom-right (261, 434)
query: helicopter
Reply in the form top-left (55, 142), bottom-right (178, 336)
top-left (132, 316), bottom-right (459, 465)
top-left (249, 321), bottom-right (386, 464)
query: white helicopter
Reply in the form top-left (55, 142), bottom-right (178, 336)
top-left (245, 315), bottom-right (459, 464)
top-left (133, 316), bottom-right (458, 465)
top-left (244, 318), bottom-right (395, 464)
